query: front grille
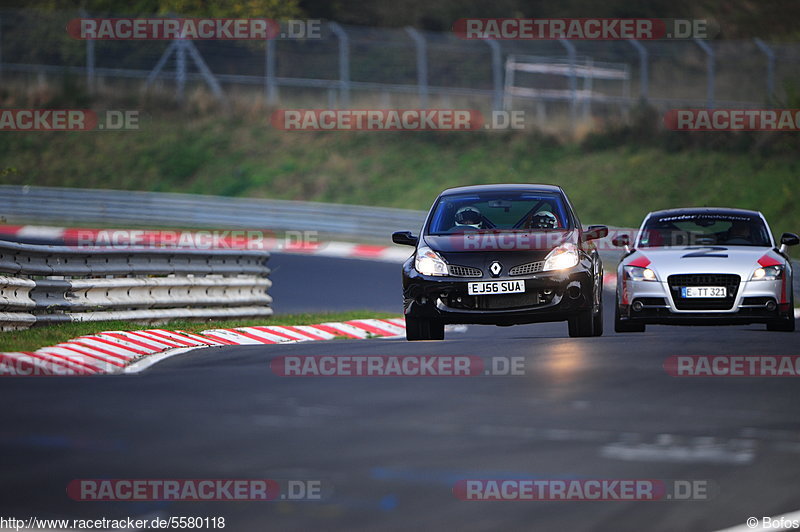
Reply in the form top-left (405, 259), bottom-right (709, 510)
top-left (448, 264), bottom-right (482, 277)
top-left (443, 288), bottom-right (553, 310)
top-left (667, 273), bottom-right (740, 310)
top-left (509, 261), bottom-right (544, 276)
top-left (476, 293), bottom-right (542, 310)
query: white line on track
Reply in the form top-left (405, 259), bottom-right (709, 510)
top-left (123, 347), bottom-right (207, 374)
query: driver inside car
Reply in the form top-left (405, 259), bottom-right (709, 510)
top-left (726, 220), bottom-right (753, 245)
top-left (526, 210), bottom-right (559, 229)
top-left (454, 206), bottom-right (483, 230)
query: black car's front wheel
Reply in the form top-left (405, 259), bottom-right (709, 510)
top-left (570, 276), bottom-right (603, 338)
top-left (405, 316), bottom-right (445, 341)
top-left (592, 300), bottom-right (604, 336)
top-left (568, 307), bottom-right (594, 337)
top-left (591, 273), bottom-right (604, 336)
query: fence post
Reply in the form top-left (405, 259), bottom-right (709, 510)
top-left (0, 15), bottom-right (3, 80)
top-left (265, 37), bottom-right (278, 104)
top-left (627, 39), bottom-right (648, 102)
top-left (80, 9), bottom-right (95, 93)
top-left (183, 40), bottom-right (227, 105)
top-left (405, 27), bottom-right (428, 108)
top-left (694, 38), bottom-right (715, 109)
top-left (485, 39), bottom-right (502, 112)
top-left (559, 38), bottom-right (578, 130)
top-left (145, 41), bottom-right (178, 90)
top-left (503, 55), bottom-right (515, 111)
top-left (176, 39), bottom-right (186, 104)
top-left (753, 38), bottom-right (776, 100)
top-left (329, 22), bottom-right (350, 108)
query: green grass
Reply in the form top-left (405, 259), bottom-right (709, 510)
top-left (1, 103), bottom-right (799, 248)
top-left (0, 311), bottom-right (398, 352)
top-left (2, 112), bottom-right (798, 236)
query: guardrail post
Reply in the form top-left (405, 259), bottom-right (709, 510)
top-left (329, 22), bottom-right (350, 108)
top-left (694, 38), bottom-right (715, 109)
top-left (405, 27), bottom-right (428, 108)
top-left (754, 38), bottom-right (776, 100)
top-left (265, 37), bottom-right (278, 104)
top-left (485, 39), bottom-right (503, 112)
top-left (627, 38), bottom-right (648, 102)
top-left (559, 39), bottom-right (578, 130)
top-left (80, 9), bottom-right (95, 93)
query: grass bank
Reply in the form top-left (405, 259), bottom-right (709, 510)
top-left (1, 107), bottom-right (798, 236)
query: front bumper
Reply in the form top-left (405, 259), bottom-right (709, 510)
top-left (403, 264), bottom-right (595, 325)
top-left (618, 276), bottom-right (789, 325)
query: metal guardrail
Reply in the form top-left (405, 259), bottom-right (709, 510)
top-left (0, 186), bottom-right (795, 309)
top-left (0, 240), bottom-right (272, 329)
top-left (0, 185), bottom-right (427, 244)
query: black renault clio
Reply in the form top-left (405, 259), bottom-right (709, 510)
top-left (393, 184), bottom-right (607, 340)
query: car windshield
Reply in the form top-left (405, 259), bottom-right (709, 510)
top-left (427, 191), bottom-right (572, 235)
top-left (638, 212), bottom-right (772, 247)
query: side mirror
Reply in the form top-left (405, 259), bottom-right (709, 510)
top-left (583, 225), bottom-right (608, 242)
top-left (611, 234), bottom-right (631, 248)
top-left (392, 231), bottom-right (419, 247)
top-left (781, 232), bottom-right (799, 246)
top-left (779, 232), bottom-right (799, 253)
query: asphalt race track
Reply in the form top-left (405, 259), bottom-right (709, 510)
top-left (1, 254), bottom-right (799, 531)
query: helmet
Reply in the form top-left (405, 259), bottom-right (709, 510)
top-left (455, 206), bottom-right (482, 228)
top-left (529, 210), bottom-right (558, 229)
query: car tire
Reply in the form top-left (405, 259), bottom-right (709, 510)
top-left (592, 276), bottom-right (604, 336)
top-left (568, 308), bottom-right (594, 337)
top-left (767, 318), bottom-right (795, 332)
top-left (767, 292), bottom-right (796, 332)
top-left (430, 320), bottom-right (445, 340)
top-left (405, 316), bottom-right (445, 341)
top-left (614, 302), bottom-right (646, 333)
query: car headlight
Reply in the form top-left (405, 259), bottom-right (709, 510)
top-left (415, 246), bottom-right (448, 276)
top-left (543, 243), bottom-right (579, 271)
top-left (623, 265), bottom-right (658, 282)
top-left (750, 265), bottom-right (783, 281)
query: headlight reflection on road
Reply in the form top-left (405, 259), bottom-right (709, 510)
top-left (536, 341), bottom-right (588, 392)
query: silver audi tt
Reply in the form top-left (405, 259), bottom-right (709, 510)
top-left (613, 208), bottom-right (798, 333)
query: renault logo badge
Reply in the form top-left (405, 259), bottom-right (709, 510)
top-left (489, 261), bottom-right (502, 277)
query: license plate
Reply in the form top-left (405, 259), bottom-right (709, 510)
top-left (467, 280), bottom-right (525, 295)
top-left (681, 286), bottom-right (727, 298)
